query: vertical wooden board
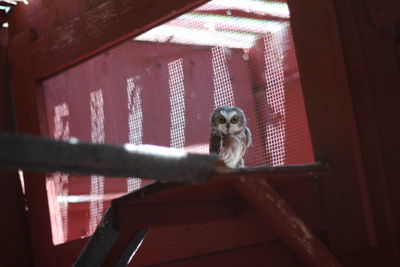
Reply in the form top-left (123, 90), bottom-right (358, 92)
top-left (331, 0), bottom-right (400, 264)
top-left (366, 0), bottom-right (400, 27)
top-left (0, 171), bottom-right (33, 266)
top-left (8, 31), bottom-right (56, 266)
top-left (0, 34), bottom-right (31, 265)
top-left (287, 0), bottom-right (376, 251)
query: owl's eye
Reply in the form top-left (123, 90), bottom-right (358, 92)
top-left (230, 115), bottom-right (239, 124)
top-left (217, 116), bottom-right (226, 123)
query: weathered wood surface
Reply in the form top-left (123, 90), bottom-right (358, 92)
top-left (0, 132), bottom-right (217, 183)
top-left (288, 0), bottom-right (376, 251)
top-left (233, 177), bottom-right (342, 267)
top-left (32, 0), bottom-right (208, 79)
top-left (8, 32), bottom-right (56, 267)
top-left (66, 176), bottom-right (325, 266)
top-left (366, 0), bottom-right (400, 27)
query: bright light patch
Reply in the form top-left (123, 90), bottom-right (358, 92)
top-left (124, 144), bottom-right (188, 158)
top-left (3, 0), bottom-right (17, 5)
top-left (0, 6), bottom-right (10, 13)
top-left (18, 169), bottom-right (25, 195)
top-left (184, 143), bottom-right (209, 154)
top-left (168, 58), bottom-right (186, 149)
top-left (197, 0), bottom-right (290, 18)
top-left (57, 193), bottom-right (125, 203)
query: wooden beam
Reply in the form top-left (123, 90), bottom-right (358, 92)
top-left (366, 0), bottom-right (400, 27)
top-left (0, 132), bottom-right (217, 183)
top-left (8, 31), bottom-right (56, 267)
top-left (232, 177), bottom-right (342, 267)
top-left (213, 163), bottom-right (329, 183)
top-left (55, 177), bottom-right (324, 266)
top-left (73, 207), bottom-right (122, 267)
top-left (32, 0), bottom-right (209, 79)
top-left (134, 240), bottom-right (307, 267)
top-left (117, 199), bottom-right (239, 231)
top-left (288, 0), bottom-right (376, 251)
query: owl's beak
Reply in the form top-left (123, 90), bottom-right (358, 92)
top-left (226, 122), bottom-right (230, 130)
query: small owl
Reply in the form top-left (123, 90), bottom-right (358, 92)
top-left (209, 106), bottom-right (252, 168)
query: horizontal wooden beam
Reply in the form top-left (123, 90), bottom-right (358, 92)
top-left (232, 177), bottom-right (342, 267)
top-left (117, 199), bottom-right (239, 230)
top-left (0, 132), bottom-right (217, 183)
top-left (213, 163), bottom-right (329, 184)
top-left (57, 177), bottom-right (324, 265)
top-left (32, 0), bottom-right (209, 79)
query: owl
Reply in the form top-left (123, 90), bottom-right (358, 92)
top-left (209, 106), bottom-right (252, 168)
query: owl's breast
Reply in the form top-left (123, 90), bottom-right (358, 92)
top-left (219, 133), bottom-right (248, 168)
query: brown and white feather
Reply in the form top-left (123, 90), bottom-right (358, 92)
top-left (209, 106), bottom-right (252, 168)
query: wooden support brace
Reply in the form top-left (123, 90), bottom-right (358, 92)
top-left (232, 177), bottom-right (342, 267)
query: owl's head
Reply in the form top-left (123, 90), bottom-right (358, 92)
top-left (210, 106), bottom-right (247, 135)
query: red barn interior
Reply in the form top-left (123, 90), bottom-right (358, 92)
top-left (0, 0), bottom-right (399, 266)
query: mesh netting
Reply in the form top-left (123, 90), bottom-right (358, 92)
top-left (42, 0), bottom-right (314, 245)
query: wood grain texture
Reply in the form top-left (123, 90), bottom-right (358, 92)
top-left (366, 0), bottom-right (400, 27)
top-left (32, 0), bottom-right (209, 79)
top-left (233, 177), bottom-right (341, 267)
top-left (8, 31), bottom-right (56, 266)
top-left (54, 176), bottom-right (324, 266)
top-left (332, 0), bottom-right (400, 264)
top-left (146, 240), bottom-right (307, 267)
top-left (288, 0), bottom-right (376, 251)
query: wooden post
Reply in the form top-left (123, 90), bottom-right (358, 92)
top-left (8, 31), bottom-right (56, 266)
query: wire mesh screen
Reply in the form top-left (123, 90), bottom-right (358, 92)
top-left (42, 0), bottom-right (314, 245)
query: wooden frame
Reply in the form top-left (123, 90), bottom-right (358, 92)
top-left (288, 0), bottom-right (376, 251)
top-left (8, 0), bottom-right (377, 265)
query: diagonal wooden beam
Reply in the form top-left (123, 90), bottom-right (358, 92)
top-left (232, 177), bottom-right (342, 267)
top-left (32, 0), bottom-right (209, 79)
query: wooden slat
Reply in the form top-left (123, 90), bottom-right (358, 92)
top-left (32, 0), bottom-right (209, 79)
top-left (288, 0), bottom-right (376, 251)
top-left (213, 163), bottom-right (328, 184)
top-left (232, 177), bottom-right (342, 267)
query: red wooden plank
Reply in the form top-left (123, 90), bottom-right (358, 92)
top-left (0, 35), bottom-right (31, 265)
top-left (8, 31), bottom-right (56, 266)
top-left (233, 177), bottom-right (342, 267)
top-left (366, 0), bottom-right (400, 27)
top-left (117, 198), bottom-right (239, 230)
top-left (144, 240), bottom-right (306, 267)
top-left (213, 163), bottom-right (328, 184)
top-left (133, 210), bottom-right (323, 266)
top-left (54, 238), bottom-right (87, 267)
top-left (332, 0), bottom-right (400, 262)
top-left (32, 0), bottom-right (209, 79)
top-left (288, 0), bottom-right (376, 251)
top-left (53, 176), bottom-right (324, 266)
